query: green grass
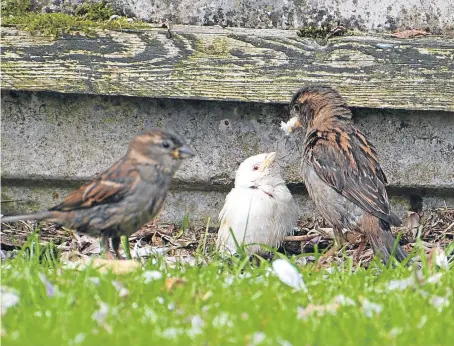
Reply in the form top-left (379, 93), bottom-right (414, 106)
top-left (1, 235), bottom-right (454, 345)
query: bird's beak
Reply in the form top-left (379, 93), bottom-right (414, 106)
top-left (293, 118), bottom-right (302, 129)
top-left (259, 152), bottom-right (277, 172)
top-left (172, 145), bottom-right (196, 159)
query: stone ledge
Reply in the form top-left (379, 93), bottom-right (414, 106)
top-left (3, 178), bottom-right (454, 225)
top-left (2, 91), bottom-right (453, 190)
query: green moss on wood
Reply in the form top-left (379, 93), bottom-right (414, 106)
top-left (297, 25), bottom-right (332, 39)
top-left (297, 24), bottom-right (356, 44)
top-left (194, 37), bottom-right (230, 57)
top-left (1, 0), bottom-right (149, 39)
top-left (74, 1), bottom-right (115, 21)
top-left (1, 0), bottom-right (30, 16)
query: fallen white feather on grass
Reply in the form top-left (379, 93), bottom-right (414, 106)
top-left (187, 315), bottom-right (204, 338)
top-left (143, 270), bottom-right (163, 283)
top-left (251, 332), bottom-right (266, 345)
top-left (38, 272), bottom-right (56, 297)
top-left (161, 327), bottom-right (182, 339)
top-left (333, 295), bottom-right (356, 306)
top-left (1, 286), bottom-right (20, 315)
top-left (434, 247), bottom-right (449, 270)
top-left (70, 333), bottom-right (86, 345)
top-left (430, 295), bottom-right (450, 312)
top-left (111, 280), bottom-right (129, 298)
top-left (213, 312), bottom-right (233, 328)
top-left (427, 273), bottom-right (443, 284)
top-left (92, 302), bottom-right (109, 324)
top-left (362, 299), bottom-right (382, 317)
top-left (272, 259), bottom-right (307, 292)
top-left (387, 271), bottom-right (443, 291)
top-left (277, 339), bottom-right (293, 346)
top-left (88, 277), bottom-right (101, 286)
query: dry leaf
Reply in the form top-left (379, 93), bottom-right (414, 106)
top-left (63, 257), bottom-right (140, 274)
top-left (391, 29), bottom-right (429, 39)
top-left (165, 277), bottom-right (187, 291)
top-left (406, 211), bottom-right (421, 239)
top-left (297, 302), bottom-right (339, 320)
top-left (91, 258), bottom-right (140, 274)
top-left (427, 246), bottom-right (449, 270)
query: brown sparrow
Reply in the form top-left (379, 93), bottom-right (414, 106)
top-left (216, 152), bottom-right (298, 255)
top-left (281, 85), bottom-right (407, 264)
top-left (1, 128), bottom-right (195, 259)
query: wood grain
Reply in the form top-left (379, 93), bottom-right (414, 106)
top-left (1, 26), bottom-right (454, 111)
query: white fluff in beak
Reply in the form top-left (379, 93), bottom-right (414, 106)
top-left (280, 116), bottom-right (301, 135)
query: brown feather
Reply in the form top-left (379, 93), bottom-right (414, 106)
top-left (50, 159), bottom-right (139, 211)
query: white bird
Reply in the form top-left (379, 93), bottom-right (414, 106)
top-left (216, 152), bottom-right (299, 255)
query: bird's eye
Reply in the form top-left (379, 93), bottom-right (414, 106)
top-left (252, 164), bottom-right (259, 171)
top-left (162, 140), bottom-right (171, 149)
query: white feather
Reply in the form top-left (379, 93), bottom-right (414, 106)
top-left (216, 153), bottom-right (298, 254)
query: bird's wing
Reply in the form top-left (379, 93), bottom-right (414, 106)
top-left (50, 159), bottom-right (137, 211)
top-left (305, 127), bottom-right (400, 225)
top-left (217, 189), bottom-right (253, 251)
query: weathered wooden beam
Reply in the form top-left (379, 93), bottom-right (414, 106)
top-left (1, 26), bottom-right (454, 111)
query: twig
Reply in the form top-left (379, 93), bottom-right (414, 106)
top-left (283, 235), bottom-right (319, 242)
top-left (443, 221), bottom-right (454, 233)
top-left (325, 25), bottom-right (345, 40)
top-left (163, 19), bottom-right (172, 39)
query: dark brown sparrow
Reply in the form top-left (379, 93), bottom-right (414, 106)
top-left (1, 128), bottom-right (195, 259)
top-left (281, 85), bottom-right (407, 264)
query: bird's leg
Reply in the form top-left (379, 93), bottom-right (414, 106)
top-left (333, 228), bottom-right (347, 247)
top-left (101, 235), bottom-right (116, 260)
top-left (355, 235), bottom-right (367, 263)
top-left (111, 236), bottom-right (123, 260)
top-left (318, 228), bottom-right (346, 265)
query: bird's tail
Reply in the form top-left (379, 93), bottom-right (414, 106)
top-left (1, 212), bottom-right (56, 224)
top-left (364, 214), bottom-right (407, 264)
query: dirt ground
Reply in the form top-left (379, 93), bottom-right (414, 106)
top-left (1, 207), bottom-right (453, 266)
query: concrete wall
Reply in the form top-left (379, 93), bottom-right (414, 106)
top-left (31, 0), bottom-right (454, 34)
top-left (2, 90), bottom-right (453, 224)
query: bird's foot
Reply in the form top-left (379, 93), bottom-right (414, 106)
top-left (354, 240), bottom-right (367, 264)
top-left (316, 242), bottom-right (347, 267)
top-left (105, 251), bottom-right (116, 260)
top-left (114, 248), bottom-right (124, 260)
top-left (316, 245), bottom-right (339, 267)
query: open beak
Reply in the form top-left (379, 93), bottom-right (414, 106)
top-left (259, 152), bottom-right (277, 172)
top-left (172, 144), bottom-right (196, 159)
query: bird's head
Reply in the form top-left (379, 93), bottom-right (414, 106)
top-left (282, 85), bottom-right (352, 135)
top-left (234, 152), bottom-right (283, 188)
top-left (128, 128), bottom-right (195, 171)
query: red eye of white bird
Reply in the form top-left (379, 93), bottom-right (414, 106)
top-left (253, 165), bottom-right (259, 171)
